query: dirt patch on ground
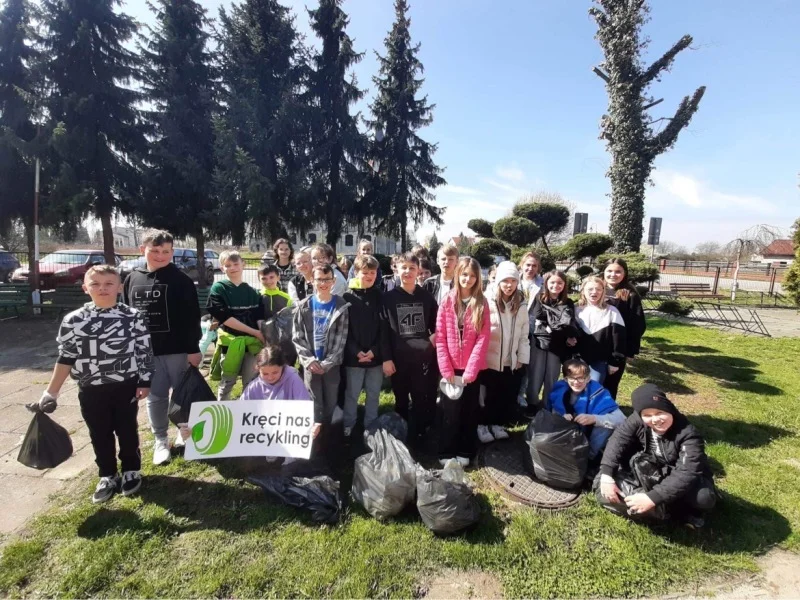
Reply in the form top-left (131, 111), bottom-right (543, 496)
top-left (420, 569), bottom-right (504, 599)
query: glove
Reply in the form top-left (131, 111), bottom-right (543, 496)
top-left (39, 391), bottom-right (58, 414)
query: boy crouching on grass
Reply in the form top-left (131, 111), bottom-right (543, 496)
top-left (39, 265), bottom-right (154, 504)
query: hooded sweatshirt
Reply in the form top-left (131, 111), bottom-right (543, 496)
top-left (240, 365), bottom-right (310, 401)
top-left (342, 279), bottom-right (387, 368)
top-left (122, 262), bottom-right (201, 356)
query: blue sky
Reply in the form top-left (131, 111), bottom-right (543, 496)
top-left (129, 0), bottom-right (800, 249)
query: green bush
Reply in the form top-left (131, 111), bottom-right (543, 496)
top-left (656, 298), bottom-right (694, 316)
top-left (597, 252), bottom-right (660, 284)
top-left (576, 265), bottom-right (595, 278)
top-left (470, 238), bottom-right (510, 268)
top-left (509, 246), bottom-right (555, 272)
top-left (493, 216), bottom-right (540, 247)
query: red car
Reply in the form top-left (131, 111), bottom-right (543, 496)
top-left (11, 249), bottom-right (122, 288)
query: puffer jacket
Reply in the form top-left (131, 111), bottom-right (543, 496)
top-left (435, 290), bottom-right (491, 382)
top-left (485, 293), bottom-right (530, 372)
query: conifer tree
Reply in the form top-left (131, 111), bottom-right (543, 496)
top-left (590, 0), bottom-right (705, 252)
top-left (40, 0), bottom-right (147, 263)
top-left (139, 0), bottom-right (217, 280)
top-left (367, 0), bottom-right (444, 252)
top-left (306, 0), bottom-right (367, 250)
top-left (215, 0), bottom-right (308, 244)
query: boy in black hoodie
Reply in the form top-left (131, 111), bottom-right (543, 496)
top-left (122, 230), bottom-right (201, 466)
top-left (382, 252), bottom-right (438, 441)
top-left (596, 383), bottom-right (717, 528)
top-left (342, 255), bottom-right (387, 437)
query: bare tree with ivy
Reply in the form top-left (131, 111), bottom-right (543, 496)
top-left (590, 0), bottom-right (705, 252)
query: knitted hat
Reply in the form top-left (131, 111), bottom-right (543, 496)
top-left (494, 261), bottom-right (519, 283)
top-left (631, 383), bottom-right (678, 416)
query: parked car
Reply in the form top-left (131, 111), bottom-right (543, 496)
top-left (204, 249), bottom-right (221, 272)
top-left (11, 249), bottom-right (121, 288)
top-left (0, 250), bottom-right (21, 283)
top-left (118, 249), bottom-right (214, 285)
top-left (118, 256), bottom-right (148, 281)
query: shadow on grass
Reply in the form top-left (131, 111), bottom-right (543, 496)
top-left (690, 415), bottom-right (791, 449)
top-left (658, 491), bottom-right (792, 555)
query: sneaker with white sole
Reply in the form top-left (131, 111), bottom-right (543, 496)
top-left (173, 431), bottom-right (185, 448)
top-left (121, 470), bottom-right (142, 497)
top-left (152, 436), bottom-right (171, 465)
top-left (490, 425), bottom-right (509, 440)
top-left (477, 424), bottom-right (494, 444)
top-left (439, 457), bottom-right (456, 467)
top-left (92, 475), bottom-right (120, 504)
top-left (456, 456), bottom-right (470, 468)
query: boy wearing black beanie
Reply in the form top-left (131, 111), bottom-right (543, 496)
top-left (597, 383), bottom-right (717, 527)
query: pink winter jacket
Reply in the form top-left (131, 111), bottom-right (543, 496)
top-left (436, 290), bottom-right (491, 383)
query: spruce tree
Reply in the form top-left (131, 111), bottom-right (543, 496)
top-left (367, 0), bottom-right (444, 252)
top-left (590, 0), bottom-right (705, 252)
top-left (215, 0), bottom-right (307, 244)
top-left (139, 0), bottom-right (217, 281)
top-left (306, 0), bottom-right (367, 250)
top-left (40, 0), bottom-right (147, 262)
top-left (0, 0), bottom-right (39, 271)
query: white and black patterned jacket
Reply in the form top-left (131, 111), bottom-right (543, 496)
top-left (56, 303), bottom-right (155, 388)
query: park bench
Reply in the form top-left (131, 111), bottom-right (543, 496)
top-left (669, 282), bottom-right (725, 299)
top-left (0, 284), bottom-right (29, 318)
top-left (41, 285), bottom-right (88, 314)
top-left (197, 286), bottom-right (210, 314)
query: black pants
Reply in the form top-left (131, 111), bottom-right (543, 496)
top-left (79, 381), bottom-right (141, 477)
top-left (438, 370), bottom-right (481, 459)
top-left (480, 367), bottom-right (524, 426)
top-left (392, 358), bottom-right (436, 438)
top-left (603, 358), bottom-right (627, 400)
top-left (674, 475), bottom-right (718, 515)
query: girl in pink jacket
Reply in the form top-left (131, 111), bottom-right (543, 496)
top-left (436, 257), bottom-right (491, 467)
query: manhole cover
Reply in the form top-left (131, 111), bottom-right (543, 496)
top-left (479, 437), bottom-right (582, 510)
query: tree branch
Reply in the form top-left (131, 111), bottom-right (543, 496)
top-left (647, 86), bottom-right (706, 158)
top-left (640, 34), bottom-right (693, 84)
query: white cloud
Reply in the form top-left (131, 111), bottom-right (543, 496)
top-left (440, 184), bottom-right (484, 196)
top-left (484, 178), bottom-right (528, 197)
top-left (495, 165), bottom-right (525, 182)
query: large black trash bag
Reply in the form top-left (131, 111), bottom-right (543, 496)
top-left (169, 366), bottom-right (216, 426)
top-left (523, 410), bottom-right (589, 490)
top-left (263, 306), bottom-right (297, 365)
top-left (593, 452), bottom-right (668, 521)
top-left (364, 411), bottom-right (408, 443)
top-left (351, 429), bottom-right (418, 520)
top-left (17, 404), bottom-right (73, 469)
top-left (417, 460), bottom-right (481, 535)
top-left (248, 473), bottom-right (341, 524)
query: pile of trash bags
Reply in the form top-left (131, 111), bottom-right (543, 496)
top-left (523, 410), bottom-right (589, 490)
top-left (351, 413), bottom-right (481, 535)
top-left (17, 403), bottom-right (73, 470)
top-left (593, 451), bottom-right (668, 521)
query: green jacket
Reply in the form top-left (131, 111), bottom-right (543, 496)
top-left (210, 329), bottom-right (263, 381)
top-left (260, 287), bottom-right (292, 320)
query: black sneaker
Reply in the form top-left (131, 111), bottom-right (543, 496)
top-left (121, 471), bottom-right (142, 497)
top-left (92, 475), bottom-right (120, 504)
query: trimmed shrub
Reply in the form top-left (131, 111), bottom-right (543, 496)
top-left (657, 299), bottom-right (694, 316)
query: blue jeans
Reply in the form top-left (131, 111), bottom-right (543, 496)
top-left (588, 427), bottom-right (613, 459)
top-left (344, 365), bottom-right (384, 430)
top-left (588, 361), bottom-right (607, 384)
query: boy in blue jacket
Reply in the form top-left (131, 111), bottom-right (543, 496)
top-left (548, 359), bottom-right (625, 460)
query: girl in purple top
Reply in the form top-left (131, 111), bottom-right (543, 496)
top-left (240, 345), bottom-right (311, 401)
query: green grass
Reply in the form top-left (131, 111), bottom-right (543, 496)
top-left (2, 317), bottom-right (799, 598)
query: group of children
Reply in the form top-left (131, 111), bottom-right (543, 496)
top-left (38, 230), bottom-right (716, 526)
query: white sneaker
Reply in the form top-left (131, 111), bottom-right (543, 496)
top-left (439, 458), bottom-right (456, 467)
top-left (173, 431), bottom-right (185, 448)
top-left (152, 436), bottom-right (171, 465)
top-left (477, 424), bottom-right (495, 444)
top-left (490, 425), bottom-right (509, 440)
top-left (456, 456), bottom-right (470, 468)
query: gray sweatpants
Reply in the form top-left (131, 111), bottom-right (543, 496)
top-left (304, 367), bottom-right (341, 425)
top-left (147, 353), bottom-right (189, 438)
top-left (217, 352), bottom-right (259, 401)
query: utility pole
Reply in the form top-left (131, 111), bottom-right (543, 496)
top-left (32, 153), bottom-right (41, 313)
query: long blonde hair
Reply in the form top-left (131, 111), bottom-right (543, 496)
top-left (454, 257), bottom-right (486, 332)
top-left (578, 275), bottom-right (608, 308)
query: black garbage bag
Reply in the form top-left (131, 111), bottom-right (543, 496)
top-left (168, 366), bottom-right (216, 426)
top-left (524, 410), bottom-right (589, 490)
top-left (263, 307), bottom-right (297, 366)
top-left (351, 429), bottom-right (418, 520)
top-left (417, 460), bottom-right (481, 535)
top-left (364, 411), bottom-right (408, 443)
top-left (592, 452), bottom-right (669, 522)
top-left (17, 405), bottom-right (73, 469)
top-left (248, 473), bottom-right (341, 524)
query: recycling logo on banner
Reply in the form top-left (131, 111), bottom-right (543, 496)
top-left (191, 404), bottom-right (234, 456)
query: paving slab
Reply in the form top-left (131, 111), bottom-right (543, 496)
top-left (0, 404), bottom-right (36, 434)
top-left (0, 431), bottom-right (24, 457)
top-left (0, 475), bottom-right (64, 534)
top-left (0, 451), bottom-right (47, 477)
top-left (44, 444), bottom-right (98, 481)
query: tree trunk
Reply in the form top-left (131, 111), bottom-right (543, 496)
top-left (100, 212), bottom-right (115, 264)
top-left (731, 244), bottom-right (742, 302)
top-left (400, 217), bottom-right (407, 253)
top-left (196, 227), bottom-right (207, 289)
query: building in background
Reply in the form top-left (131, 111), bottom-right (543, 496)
top-left (249, 228), bottom-right (400, 256)
top-left (755, 239), bottom-right (795, 265)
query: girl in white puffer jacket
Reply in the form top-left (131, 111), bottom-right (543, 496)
top-left (478, 262), bottom-right (530, 442)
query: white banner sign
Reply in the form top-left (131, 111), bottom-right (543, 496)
top-left (184, 400), bottom-right (314, 460)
